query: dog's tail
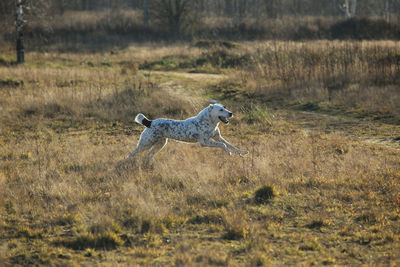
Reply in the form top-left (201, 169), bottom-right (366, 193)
top-left (135, 113), bottom-right (152, 128)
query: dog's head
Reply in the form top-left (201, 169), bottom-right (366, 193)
top-left (208, 104), bottom-right (233, 124)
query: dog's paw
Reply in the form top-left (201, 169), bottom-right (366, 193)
top-left (239, 150), bottom-right (249, 157)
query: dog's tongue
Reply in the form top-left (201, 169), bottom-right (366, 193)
top-left (219, 116), bottom-right (229, 124)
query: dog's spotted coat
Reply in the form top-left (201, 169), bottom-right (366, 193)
top-left (127, 104), bottom-right (248, 162)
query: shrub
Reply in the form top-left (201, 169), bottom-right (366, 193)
top-left (59, 232), bottom-right (123, 250)
top-left (329, 18), bottom-right (400, 40)
top-left (188, 210), bottom-right (223, 225)
top-left (222, 224), bottom-right (249, 240)
top-left (51, 213), bottom-right (80, 226)
top-left (0, 78), bottom-right (23, 87)
top-left (306, 219), bottom-right (326, 229)
top-left (221, 209), bottom-right (249, 240)
top-left (140, 219), bottom-right (168, 234)
top-left (299, 238), bottom-right (322, 251)
top-left (196, 49), bottom-right (254, 68)
top-left (355, 212), bottom-right (378, 225)
top-left (242, 105), bottom-right (272, 125)
top-left (254, 185), bottom-right (276, 205)
top-left (193, 40), bottom-right (240, 50)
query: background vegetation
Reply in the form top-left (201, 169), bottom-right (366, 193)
top-left (2, 0), bottom-right (400, 47)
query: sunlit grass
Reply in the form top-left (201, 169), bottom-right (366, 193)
top-left (0, 42), bottom-right (399, 265)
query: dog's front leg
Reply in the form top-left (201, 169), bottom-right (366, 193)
top-left (199, 138), bottom-right (231, 155)
top-left (215, 135), bottom-right (249, 156)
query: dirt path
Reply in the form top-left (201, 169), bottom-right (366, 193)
top-left (153, 71), bottom-right (226, 82)
top-left (149, 70), bottom-right (226, 111)
top-left (276, 109), bottom-right (400, 149)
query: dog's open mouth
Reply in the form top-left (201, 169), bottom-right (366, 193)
top-left (218, 116), bottom-right (229, 124)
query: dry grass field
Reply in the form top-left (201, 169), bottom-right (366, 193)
top-left (1, 41), bottom-right (400, 266)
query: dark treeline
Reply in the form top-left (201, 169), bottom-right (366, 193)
top-left (1, 0), bottom-right (400, 46)
top-left (72, 0), bottom-right (400, 18)
top-left (1, 0), bottom-right (398, 17)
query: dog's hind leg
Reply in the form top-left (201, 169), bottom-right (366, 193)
top-left (127, 145), bottom-right (150, 159)
top-left (126, 130), bottom-right (159, 160)
top-left (145, 138), bottom-right (168, 164)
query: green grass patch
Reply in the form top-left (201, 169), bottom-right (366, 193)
top-left (242, 105), bottom-right (272, 125)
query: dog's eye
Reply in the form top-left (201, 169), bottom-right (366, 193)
top-left (220, 109), bottom-right (223, 111)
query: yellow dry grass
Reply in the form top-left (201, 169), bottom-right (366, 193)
top-left (0, 41), bottom-right (399, 266)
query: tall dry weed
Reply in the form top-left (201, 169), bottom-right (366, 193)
top-left (222, 41), bottom-right (400, 121)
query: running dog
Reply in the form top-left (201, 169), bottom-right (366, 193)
top-left (126, 104), bottom-right (248, 162)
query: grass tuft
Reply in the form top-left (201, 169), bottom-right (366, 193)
top-left (0, 78), bottom-right (23, 87)
top-left (306, 219), bottom-right (330, 230)
top-left (254, 185), bottom-right (276, 205)
top-left (222, 226), bottom-right (248, 240)
top-left (299, 238), bottom-right (322, 251)
top-left (222, 209), bottom-right (249, 240)
top-left (59, 232), bottom-right (123, 250)
top-left (51, 213), bottom-right (80, 226)
top-left (355, 212), bottom-right (378, 225)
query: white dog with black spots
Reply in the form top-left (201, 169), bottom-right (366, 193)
top-left (127, 104), bottom-right (248, 163)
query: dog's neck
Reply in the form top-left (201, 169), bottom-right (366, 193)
top-left (197, 107), bottom-right (220, 127)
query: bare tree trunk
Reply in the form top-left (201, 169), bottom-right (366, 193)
top-left (264, 0), bottom-right (277, 19)
top-left (82, 0), bottom-right (89, 10)
top-left (232, 0), bottom-right (239, 25)
top-left (349, 0), bottom-right (356, 17)
top-left (343, 0), bottom-right (351, 18)
top-left (143, 0), bottom-right (149, 26)
top-left (385, 0), bottom-right (390, 22)
top-left (224, 0), bottom-right (233, 16)
top-left (341, 0), bottom-right (356, 19)
top-left (154, 0), bottom-right (191, 35)
top-left (107, 0), bottom-right (111, 27)
top-left (15, 0), bottom-right (24, 64)
top-left (332, 0), bottom-right (341, 17)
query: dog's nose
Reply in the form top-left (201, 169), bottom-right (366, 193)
top-left (228, 112), bottom-right (233, 117)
